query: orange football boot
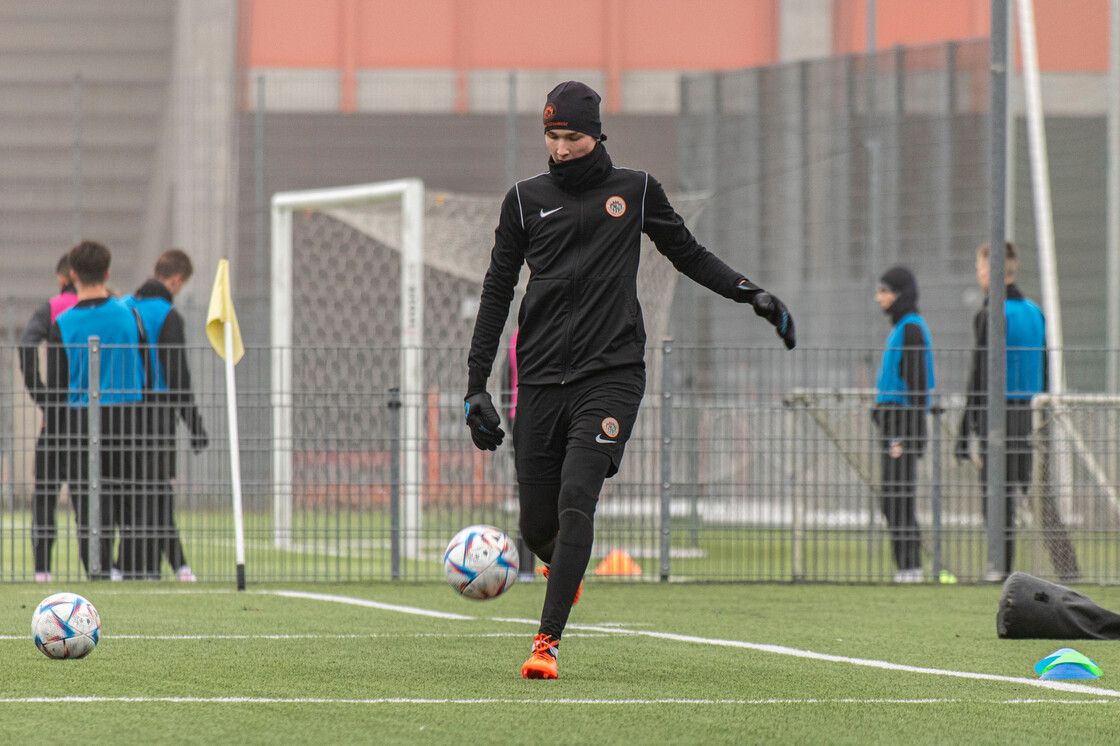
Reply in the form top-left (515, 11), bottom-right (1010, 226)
top-left (535, 565), bottom-right (582, 605)
top-left (521, 634), bottom-right (559, 679)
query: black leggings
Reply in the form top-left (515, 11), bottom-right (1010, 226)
top-left (31, 437), bottom-right (65, 573)
top-left (519, 448), bottom-right (612, 640)
top-left (880, 449), bottom-right (921, 572)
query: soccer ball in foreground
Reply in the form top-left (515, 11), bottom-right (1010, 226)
top-left (443, 525), bottom-right (519, 600)
top-left (32, 592), bottom-right (101, 659)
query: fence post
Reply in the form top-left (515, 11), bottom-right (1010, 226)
top-left (254, 74), bottom-right (267, 297)
top-left (505, 71), bottom-right (517, 188)
top-left (71, 74), bottom-right (83, 245)
top-left (930, 401), bottom-right (944, 578)
top-left (88, 336), bottom-right (101, 578)
top-left (659, 339), bottom-right (674, 582)
top-left (388, 386), bottom-right (401, 580)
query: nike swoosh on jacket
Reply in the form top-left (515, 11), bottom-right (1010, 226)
top-left (468, 153), bottom-right (745, 387)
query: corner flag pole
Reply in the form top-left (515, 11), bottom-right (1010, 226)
top-left (223, 319), bottom-right (246, 590)
top-left (207, 259), bottom-right (247, 591)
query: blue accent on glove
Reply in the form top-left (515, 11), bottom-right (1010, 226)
top-left (463, 391), bottom-right (505, 451)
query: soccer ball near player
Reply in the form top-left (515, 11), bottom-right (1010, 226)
top-left (443, 524), bottom-right (519, 600)
top-left (31, 592), bottom-right (101, 659)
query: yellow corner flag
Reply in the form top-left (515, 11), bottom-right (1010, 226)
top-left (206, 259), bottom-right (245, 363)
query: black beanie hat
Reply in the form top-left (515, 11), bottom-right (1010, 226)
top-left (543, 81), bottom-right (604, 141)
top-left (879, 265), bottom-right (919, 313)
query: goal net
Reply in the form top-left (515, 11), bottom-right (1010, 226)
top-left (270, 178), bottom-right (707, 558)
top-left (1029, 393), bottom-right (1120, 580)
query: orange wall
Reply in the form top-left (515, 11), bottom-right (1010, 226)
top-left (251, 0), bottom-right (343, 67)
top-left (250, 0), bottom-right (1111, 73)
top-left (1032, 0), bottom-right (1111, 71)
top-left (833, 0), bottom-right (1109, 72)
top-left (250, 0), bottom-right (779, 70)
top-left (832, 0), bottom-right (989, 53)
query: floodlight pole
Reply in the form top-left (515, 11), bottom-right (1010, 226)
top-left (987, 0), bottom-right (1009, 580)
top-left (1108, 0), bottom-right (1120, 391)
top-left (1016, 0), bottom-right (1064, 394)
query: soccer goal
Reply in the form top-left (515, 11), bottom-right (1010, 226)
top-left (271, 179), bottom-right (426, 556)
top-left (270, 179), bottom-right (530, 564)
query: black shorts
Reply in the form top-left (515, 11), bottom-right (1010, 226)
top-left (514, 365), bottom-right (645, 484)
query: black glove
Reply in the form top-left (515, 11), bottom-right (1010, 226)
top-left (464, 391), bottom-right (505, 451)
top-left (191, 424), bottom-right (209, 453)
top-left (736, 280), bottom-right (796, 350)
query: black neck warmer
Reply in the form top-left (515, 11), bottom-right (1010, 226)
top-left (886, 295), bottom-right (919, 325)
top-left (548, 142), bottom-right (613, 193)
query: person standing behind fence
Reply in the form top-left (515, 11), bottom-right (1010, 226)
top-left (464, 81), bottom-right (796, 679)
top-left (873, 266), bottom-right (934, 583)
top-left (47, 241), bottom-right (150, 581)
top-left (123, 249), bottom-right (208, 581)
top-left (955, 241), bottom-right (1047, 580)
top-left (19, 253), bottom-right (79, 582)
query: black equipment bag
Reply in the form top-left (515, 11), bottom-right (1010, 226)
top-left (997, 571), bottom-right (1120, 640)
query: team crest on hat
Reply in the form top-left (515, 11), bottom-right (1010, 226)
top-left (543, 102), bottom-right (557, 124)
top-left (605, 196), bottom-right (626, 217)
top-left (601, 417), bottom-right (620, 438)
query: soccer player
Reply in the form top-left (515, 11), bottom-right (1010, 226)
top-left (123, 249), bottom-right (208, 581)
top-left (464, 81), bottom-right (795, 679)
top-left (19, 253), bottom-right (79, 582)
top-left (955, 241), bottom-right (1046, 579)
top-left (873, 266), bottom-right (934, 583)
top-left (47, 241), bottom-right (150, 580)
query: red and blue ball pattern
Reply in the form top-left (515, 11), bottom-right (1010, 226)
top-left (443, 525), bottom-right (519, 600)
top-left (32, 592), bottom-right (101, 659)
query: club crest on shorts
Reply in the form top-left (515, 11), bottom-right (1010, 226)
top-left (601, 417), bottom-right (620, 438)
top-left (605, 196), bottom-right (626, 217)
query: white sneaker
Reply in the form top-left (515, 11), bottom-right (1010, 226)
top-left (894, 568), bottom-right (923, 583)
top-left (34, 572), bottom-right (52, 583)
top-left (110, 567), bottom-right (124, 582)
top-left (177, 565), bottom-right (197, 582)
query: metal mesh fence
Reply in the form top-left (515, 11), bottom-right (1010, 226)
top-left (677, 41), bottom-right (993, 379)
top-left (3, 27), bottom-right (1119, 587)
top-left (4, 341), bottom-right (1120, 585)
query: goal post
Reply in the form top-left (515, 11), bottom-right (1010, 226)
top-left (270, 179), bottom-right (424, 557)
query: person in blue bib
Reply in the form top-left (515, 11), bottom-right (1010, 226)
top-left (955, 241), bottom-right (1053, 580)
top-left (873, 266), bottom-right (934, 583)
top-left (47, 241), bottom-right (151, 581)
top-left (123, 249), bottom-right (208, 581)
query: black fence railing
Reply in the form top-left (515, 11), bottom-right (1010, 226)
top-left (2, 342), bottom-right (1118, 585)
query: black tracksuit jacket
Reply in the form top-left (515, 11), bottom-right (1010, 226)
top-left (468, 143), bottom-right (747, 390)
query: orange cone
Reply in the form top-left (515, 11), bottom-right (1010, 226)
top-left (595, 549), bottom-right (642, 576)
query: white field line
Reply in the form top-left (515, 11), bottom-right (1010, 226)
top-left (0, 696), bottom-right (1116, 706)
top-left (560, 623), bottom-right (1120, 699)
top-left (263, 589), bottom-right (474, 619)
top-left (255, 591), bottom-right (1120, 701)
top-left (12, 589), bottom-right (1119, 702)
top-left (0, 633), bottom-right (611, 641)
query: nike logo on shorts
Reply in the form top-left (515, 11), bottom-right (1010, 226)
top-left (595, 434), bottom-right (616, 444)
top-left (540, 206), bottom-right (563, 218)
